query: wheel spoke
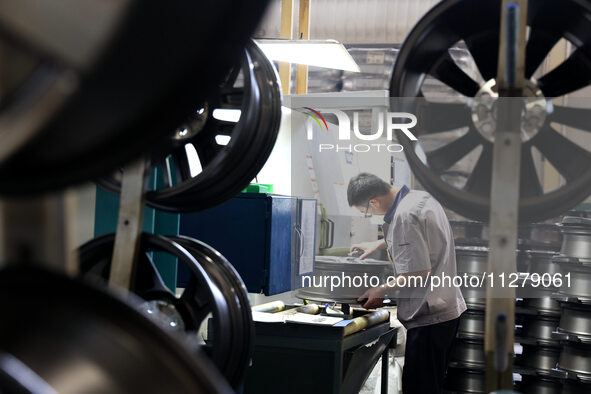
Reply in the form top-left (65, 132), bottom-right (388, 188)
top-left (180, 280), bottom-right (213, 327)
top-left (550, 105), bottom-right (591, 132)
top-left (194, 135), bottom-right (222, 167)
top-left (215, 123), bottom-right (235, 136)
top-left (221, 63), bottom-right (241, 89)
top-left (533, 126), bottom-right (591, 181)
top-left (416, 101), bottom-right (472, 135)
top-left (134, 253), bottom-right (173, 296)
top-left (170, 146), bottom-right (192, 182)
top-left (430, 53), bottom-right (480, 97)
top-left (463, 145), bottom-right (493, 196)
top-left (216, 118), bottom-right (239, 128)
top-left (519, 146), bottom-right (543, 198)
top-left (427, 129), bottom-right (481, 173)
top-left (538, 49), bottom-right (591, 97)
top-left (525, 28), bottom-right (561, 79)
top-left (219, 88), bottom-right (244, 109)
top-left (218, 102), bottom-right (243, 110)
top-left (162, 159), bottom-right (175, 187)
top-left (465, 32), bottom-right (499, 81)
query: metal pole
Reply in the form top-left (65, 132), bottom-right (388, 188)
top-left (380, 348), bottom-right (388, 394)
top-left (484, 1), bottom-right (528, 391)
top-left (296, 0), bottom-right (311, 94)
top-left (279, 0), bottom-right (294, 94)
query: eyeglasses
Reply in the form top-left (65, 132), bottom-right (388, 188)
top-left (364, 201), bottom-right (372, 218)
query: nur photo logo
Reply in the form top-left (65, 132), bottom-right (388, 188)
top-left (301, 107), bottom-right (419, 153)
top-left (302, 107), bottom-right (328, 131)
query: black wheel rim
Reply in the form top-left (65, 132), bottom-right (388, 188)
top-left (0, 266), bottom-right (231, 394)
top-left (390, 0), bottom-right (591, 222)
top-left (78, 233), bottom-right (237, 384)
top-left (98, 39), bottom-right (282, 212)
top-left (171, 235), bottom-right (255, 389)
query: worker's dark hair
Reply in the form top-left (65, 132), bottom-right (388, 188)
top-left (347, 173), bottom-right (391, 207)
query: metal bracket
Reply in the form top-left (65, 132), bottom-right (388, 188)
top-left (485, 1), bottom-right (529, 391)
top-left (108, 158), bottom-right (148, 291)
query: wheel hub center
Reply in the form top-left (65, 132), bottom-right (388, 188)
top-left (470, 79), bottom-right (551, 142)
top-left (171, 104), bottom-right (209, 141)
top-left (140, 299), bottom-right (186, 331)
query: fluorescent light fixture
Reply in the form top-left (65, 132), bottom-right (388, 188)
top-left (213, 108), bottom-right (241, 122)
top-left (255, 39), bottom-right (360, 72)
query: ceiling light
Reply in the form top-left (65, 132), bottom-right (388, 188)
top-left (255, 39), bottom-right (360, 72)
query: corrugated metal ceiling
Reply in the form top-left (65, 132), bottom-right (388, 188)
top-left (254, 0), bottom-right (440, 45)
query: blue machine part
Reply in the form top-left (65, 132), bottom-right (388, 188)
top-left (180, 193), bottom-right (298, 295)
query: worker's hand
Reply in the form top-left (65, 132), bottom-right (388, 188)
top-left (350, 240), bottom-right (387, 260)
top-left (358, 287), bottom-right (385, 309)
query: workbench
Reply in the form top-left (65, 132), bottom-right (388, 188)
top-left (243, 310), bottom-right (397, 394)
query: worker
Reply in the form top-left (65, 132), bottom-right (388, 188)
top-left (348, 172), bottom-right (466, 394)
